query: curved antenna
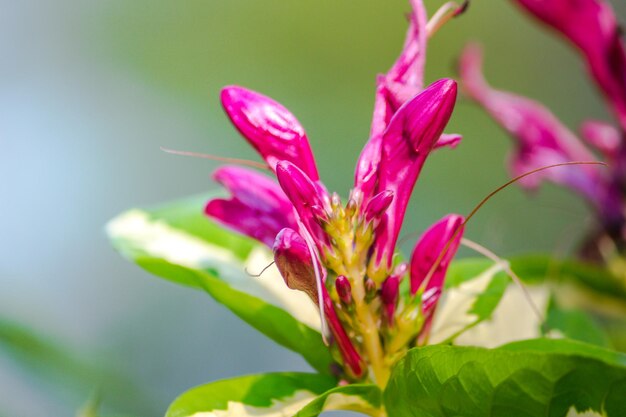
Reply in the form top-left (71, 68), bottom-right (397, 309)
top-left (417, 161), bottom-right (607, 292)
top-left (461, 237), bottom-right (544, 323)
top-left (160, 147), bottom-right (269, 170)
top-left (245, 261), bottom-right (275, 278)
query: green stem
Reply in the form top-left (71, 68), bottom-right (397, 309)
top-left (349, 265), bottom-right (389, 387)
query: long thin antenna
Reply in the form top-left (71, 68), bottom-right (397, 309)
top-left (245, 261), bottom-right (275, 278)
top-left (298, 222), bottom-right (329, 342)
top-left (160, 147), bottom-right (269, 170)
top-left (461, 237), bottom-right (544, 322)
top-left (418, 161), bottom-right (607, 292)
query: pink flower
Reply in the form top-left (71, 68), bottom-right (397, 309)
top-left (206, 79), bottom-right (463, 381)
top-left (355, 0), bottom-right (462, 202)
top-left (459, 43), bottom-right (625, 239)
top-left (511, 0), bottom-right (626, 131)
top-left (205, 0), bottom-right (467, 384)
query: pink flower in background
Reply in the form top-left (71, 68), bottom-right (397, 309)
top-left (458, 45), bottom-right (605, 203)
top-left (459, 0), bottom-right (626, 259)
top-left (204, 0), bottom-right (468, 384)
top-left (511, 0), bottom-right (626, 130)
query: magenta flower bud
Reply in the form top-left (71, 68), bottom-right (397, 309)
top-left (355, 1), bottom-right (442, 203)
top-left (221, 86), bottom-right (320, 180)
top-left (335, 275), bottom-right (353, 305)
top-left (273, 228), bottom-right (318, 302)
top-left (275, 161), bottom-right (330, 248)
top-left (459, 44), bottom-right (605, 202)
top-left (511, 0), bottom-right (626, 130)
top-left (381, 275), bottom-right (400, 326)
top-left (363, 190), bottom-right (394, 223)
top-left (205, 166), bottom-right (297, 247)
top-left (371, 79), bottom-right (458, 268)
top-left (410, 214), bottom-right (464, 316)
top-left (354, 1), bottom-right (462, 206)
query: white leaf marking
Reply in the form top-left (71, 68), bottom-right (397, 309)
top-left (188, 390), bottom-right (315, 417)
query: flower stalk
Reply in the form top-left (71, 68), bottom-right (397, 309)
top-left (204, 0), bottom-right (469, 388)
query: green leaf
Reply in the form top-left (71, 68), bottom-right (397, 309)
top-left (384, 338), bottom-right (626, 417)
top-left (510, 255), bottom-right (626, 304)
top-left (165, 372), bottom-right (335, 417)
top-left (510, 255), bottom-right (626, 350)
top-left (107, 193), bottom-right (335, 375)
top-left (544, 300), bottom-right (611, 347)
top-left (148, 194), bottom-right (255, 260)
top-left (440, 258), bottom-right (617, 349)
top-left (294, 384), bottom-right (383, 417)
top-left (429, 260), bottom-right (523, 345)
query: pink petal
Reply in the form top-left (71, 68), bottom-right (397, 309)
top-left (205, 166), bottom-right (296, 247)
top-left (221, 86), bottom-right (320, 180)
top-left (362, 190), bottom-right (394, 223)
top-left (371, 79), bottom-right (458, 268)
top-left (434, 133), bottom-right (462, 149)
top-left (355, 1), bottom-right (428, 201)
top-left (384, 0), bottom-right (429, 101)
top-left (580, 120), bottom-right (621, 160)
top-left (459, 44), bottom-right (603, 199)
top-left (512, 0), bottom-right (626, 130)
top-left (275, 161), bottom-right (330, 250)
top-left (410, 214), bottom-right (465, 316)
top-left (355, 2), bottom-right (460, 204)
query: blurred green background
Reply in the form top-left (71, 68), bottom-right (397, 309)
top-left (2, 0), bottom-right (624, 415)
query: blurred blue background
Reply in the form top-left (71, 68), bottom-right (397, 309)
top-left (2, 0), bottom-right (624, 415)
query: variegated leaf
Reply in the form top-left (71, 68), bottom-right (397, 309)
top-left (107, 193), bottom-right (334, 375)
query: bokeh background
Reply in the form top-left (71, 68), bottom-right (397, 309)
top-left (2, 0), bottom-right (625, 415)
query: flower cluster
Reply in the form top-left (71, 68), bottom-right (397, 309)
top-left (205, 0), bottom-right (466, 386)
top-left (459, 0), bottom-right (626, 273)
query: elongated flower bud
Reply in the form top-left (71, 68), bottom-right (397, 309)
top-left (273, 228), bottom-right (318, 303)
top-left (221, 86), bottom-right (320, 180)
top-left (372, 79), bottom-right (458, 268)
top-left (275, 161), bottom-right (330, 249)
top-left (410, 214), bottom-right (464, 316)
top-left (335, 275), bottom-right (353, 305)
top-left (363, 190), bottom-right (394, 223)
top-left (381, 276), bottom-right (400, 326)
